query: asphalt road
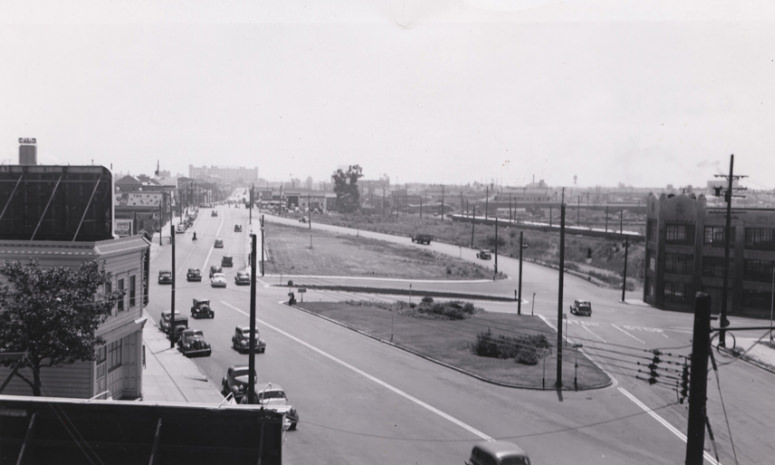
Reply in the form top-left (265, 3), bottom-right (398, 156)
top-left (146, 206), bottom-right (775, 464)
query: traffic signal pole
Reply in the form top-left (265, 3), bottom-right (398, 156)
top-left (248, 233), bottom-right (258, 405)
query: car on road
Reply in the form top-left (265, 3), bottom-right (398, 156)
top-left (210, 273), bottom-right (227, 288)
top-left (177, 329), bottom-right (212, 357)
top-left (157, 270), bottom-right (173, 284)
top-left (465, 440), bottom-right (531, 465)
top-left (159, 312), bottom-right (189, 341)
top-left (175, 224), bottom-right (186, 234)
top-left (221, 365), bottom-right (257, 403)
top-left (211, 210), bottom-right (218, 217)
top-left (190, 298), bottom-right (214, 319)
top-left (214, 238), bottom-right (224, 248)
top-left (209, 265), bottom-right (222, 278)
top-left (411, 233), bottom-right (433, 245)
top-left (570, 299), bottom-right (592, 316)
top-left (234, 270), bottom-right (250, 285)
top-left (298, 216), bottom-right (307, 223)
top-left (221, 255), bottom-right (233, 267)
top-left (240, 383), bottom-right (299, 431)
top-left (186, 268), bottom-right (202, 282)
top-left (234, 224), bottom-right (242, 232)
top-left (476, 249), bottom-right (492, 260)
top-left (232, 326), bottom-right (266, 353)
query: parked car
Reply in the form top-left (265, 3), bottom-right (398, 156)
top-left (240, 383), bottom-right (299, 431)
top-left (214, 238), bottom-right (224, 248)
top-left (232, 326), bottom-right (266, 353)
top-left (298, 217), bottom-right (307, 223)
top-left (476, 250), bottom-right (492, 260)
top-left (190, 298), bottom-right (214, 319)
top-left (570, 299), bottom-right (592, 316)
top-left (177, 329), bottom-right (212, 357)
top-left (234, 224), bottom-right (242, 232)
top-left (221, 255), bottom-right (233, 267)
top-left (157, 270), bottom-right (173, 284)
top-left (175, 224), bottom-right (186, 234)
top-left (209, 265), bottom-right (222, 278)
top-left (465, 440), bottom-right (531, 465)
top-left (234, 270), bottom-right (250, 285)
top-left (159, 312), bottom-right (189, 341)
top-left (411, 233), bottom-right (433, 245)
top-left (221, 365), bottom-right (257, 403)
top-left (210, 273), bottom-right (227, 288)
top-left (186, 268), bottom-right (202, 282)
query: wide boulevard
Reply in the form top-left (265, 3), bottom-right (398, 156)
top-left (146, 204), bottom-right (775, 464)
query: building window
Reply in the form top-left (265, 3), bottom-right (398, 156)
top-left (745, 228), bottom-right (775, 250)
top-left (741, 288), bottom-right (771, 309)
top-left (743, 259), bottom-right (774, 283)
top-left (117, 279), bottom-right (125, 312)
top-left (666, 224), bottom-right (694, 245)
top-left (129, 275), bottom-right (136, 308)
top-left (664, 253), bottom-right (694, 275)
top-left (702, 256), bottom-right (732, 278)
top-left (108, 340), bottom-right (122, 372)
top-left (664, 281), bottom-right (689, 303)
top-left (704, 226), bottom-right (729, 247)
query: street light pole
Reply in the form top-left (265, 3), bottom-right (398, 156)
top-left (518, 231), bottom-right (523, 315)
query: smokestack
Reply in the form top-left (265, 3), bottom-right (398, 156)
top-left (19, 138), bottom-right (37, 165)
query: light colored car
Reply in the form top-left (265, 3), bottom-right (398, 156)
top-left (240, 383), bottom-right (299, 431)
top-left (570, 299), bottom-right (592, 316)
top-left (210, 272), bottom-right (227, 288)
top-left (476, 249), bottom-right (492, 260)
top-left (466, 440), bottom-right (531, 465)
top-left (234, 270), bottom-right (250, 285)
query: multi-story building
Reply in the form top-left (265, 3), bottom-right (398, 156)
top-left (0, 156), bottom-right (149, 399)
top-left (189, 165), bottom-right (258, 185)
top-left (644, 193), bottom-right (775, 318)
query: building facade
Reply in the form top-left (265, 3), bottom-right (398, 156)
top-left (644, 193), bottom-right (775, 318)
top-left (0, 161), bottom-right (149, 400)
top-left (189, 165), bottom-right (258, 184)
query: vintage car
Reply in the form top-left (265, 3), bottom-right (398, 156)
top-left (157, 270), bottom-right (173, 284)
top-left (186, 268), bottom-right (202, 282)
top-left (159, 312), bottom-right (189, 341)
top-left (209, 265), bottom-right (223, 278)
top-left (240, 383), bottom-right (299, 431)
top-left (221, 365), bottom-right (257, 403)
top-left (177, 329), bottom-right (212, 357)
top-left (175, 224), bottom-right (186, 234)
top-left (234, 224), bottom-right (242, 232)
top-left (210, 272), bottom-right (227, 288)
top-left (191, 299), bottom-right (214, 319)
top-left (476, 249), bottom-right (492, 260)
top-left (298, 216), bottom-right (307, 223)
top-left (231, 325), bottom-right (266, 353)
top-left (570, 299), bottom-right (592, 316)
top-left (411, 233), bottom-right (433, 245)
top-left (234, 270), bottom-right (250, 285)
top-left (214, 238), bottom-right (224, 248)
top-left (211, 210), bottom-right (218, 217)
top-left (221, 255), bottom-right (233, 267)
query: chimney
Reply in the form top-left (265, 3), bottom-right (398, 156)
top-left (19, 138), bottom-right (37, 165)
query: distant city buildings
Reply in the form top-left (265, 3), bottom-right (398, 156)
top-left (189, 164), bottom-right (258, 184)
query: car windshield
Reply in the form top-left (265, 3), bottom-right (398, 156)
top-left (213, 273), bottom-right (225, 279)
top-left (259, 391), bottom-right (286, 401)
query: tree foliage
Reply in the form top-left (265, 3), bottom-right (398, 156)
top-left (331, 164), bottom-right (364, 213)
top-left (0, 260), bottom-right (118, 396)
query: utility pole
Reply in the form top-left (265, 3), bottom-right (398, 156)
top-left (260, 215), bottom-right (265, 277)
top-left (470, 204), bottom-right (476, 248)
top-left (714, 154), bottom-right (747, 347)
top-left (485, 186), bottom-right (489, 221)
top-left (249, 184), bottom-right (254, 224)
top-left (605, 204), bottom-right (608, 232)
top-left (169, 223), bottom-right (176, 349)
top-left (685, 292), bottom-right (711, 465)
top-left (248, 234), bottom-right (258, 404)
top-left (494, 217), bottom-right (499, 276)
top-left (556, 189), bottom-right (566, 388)
top-left (441, 184), bottom-right (445, 221)
top-left (308, 194), bottom-right (312, 249)
top-left (518, 231), bottom-right (524, 315)
top-left (621, 237), bottom-right (629, 302)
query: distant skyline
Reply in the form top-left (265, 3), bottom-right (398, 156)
top-left (2, 2), bottom-right (775, 189)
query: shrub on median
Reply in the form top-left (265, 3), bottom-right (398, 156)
top-left (472, 329), bottom-right (550, 365)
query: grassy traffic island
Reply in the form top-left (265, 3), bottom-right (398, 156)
top-left (295, 298), bottom-right (611, 391)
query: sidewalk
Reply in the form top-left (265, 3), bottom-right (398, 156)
top-left (141, 310), bottom-right (224, 403)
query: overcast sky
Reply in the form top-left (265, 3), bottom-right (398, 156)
top-left (2, 1), bottom-right (775, 189)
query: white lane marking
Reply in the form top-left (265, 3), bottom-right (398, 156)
top-left (221, 301), bottom-right (493, 441)
top-left (580, 323), bottom-right (607, 343)
top-left (617, 387), bottom-right (719, 465)
top-left (612, 324), bottom-right (646, 344)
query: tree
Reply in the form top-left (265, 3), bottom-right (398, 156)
top-left (0, 260), bottom-right (119, 396)
top-left (331, 164), bottom-right (364, 213)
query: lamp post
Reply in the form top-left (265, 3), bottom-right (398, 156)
top-left (531, 292), bottom-right (536, 316)
top-left (770, 268), bottom-right (774, 343)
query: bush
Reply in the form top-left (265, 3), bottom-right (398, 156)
top-left (472, 330), bottom-right (549, 365)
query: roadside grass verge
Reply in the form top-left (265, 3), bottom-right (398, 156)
top-left (299, 300), bottom-right (611, 390)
